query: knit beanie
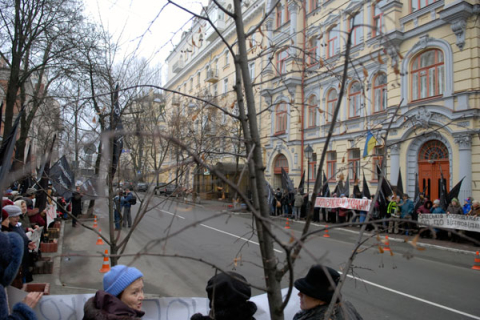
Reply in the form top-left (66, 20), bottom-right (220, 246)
top-left (103, 265), bottom-right (143, 297)
top-left (3, 205), bottom-right (22, 217)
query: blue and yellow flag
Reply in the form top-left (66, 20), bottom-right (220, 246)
top-left (363, 130), bottom-right (377, 158)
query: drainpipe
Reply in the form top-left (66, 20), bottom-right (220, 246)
top-left (300, 3), bottom-right (307, 176)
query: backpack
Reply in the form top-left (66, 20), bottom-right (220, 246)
top-left (129, 195), bottom-right (137, 205)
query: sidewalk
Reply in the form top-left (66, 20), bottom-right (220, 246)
top-left (31, 198), bottom-right (478, 295)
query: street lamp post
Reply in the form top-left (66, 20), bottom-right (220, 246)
top-left (304, 144), bottom-right (313, 195)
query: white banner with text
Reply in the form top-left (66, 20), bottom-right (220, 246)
top-left (417, 214), bottom-right (480, 232)
top-left (315, 197), bottom-right (372, 212)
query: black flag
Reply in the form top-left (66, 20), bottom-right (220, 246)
top-left (362, 172), bottom-right (371, 199)
top-left (111, 84), bottom-right (124, 178)
top-left (439, 167), bottom-right (448, 211)
top-left (447, 177), bottom-right (464, 204)
top-left (50, 155), bottom-right (75, 199)
top-left (396, 167), bottom-right (404, 197)
top-left (353, 172), bottom-right (361, 198)
top-left (80, 177), bottom-right (99, 201)
top-left (322, 171), bottom-right (330, 197)
top-left (36, 135), bottom-right (56, 213)
top-left (343, 174), bottom-right (350, 197)
top-left (298, 170), bottom-right (305, 194)
top-left (281, 167), bottom-right (294, 193)
top-left (413, 173), bottom-right (421, 212)
top-left (0, 107), bottom-right (24, 193)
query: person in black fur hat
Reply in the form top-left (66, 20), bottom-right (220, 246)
top-left (0, 231), bottom-right (42, 319)
top-left (191, 271), bottom-right (257, 320)
top-left (293, 265), bottom-right (362, 320)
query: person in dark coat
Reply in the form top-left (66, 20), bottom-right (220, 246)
top-left (191, 271), bottom-right (257, 320)
top-left (83, 265), bottom-right (145, 320)
top-left (0, 231), bottom-right (42, 320)
top-left (71, 186), bottom-right (83, 227)
top-left (293, 265), bottom-right (363, 320)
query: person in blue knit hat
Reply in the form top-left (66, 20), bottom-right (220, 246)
top-left (83, 265), bottom-right (145, 319)
top-left (0, 231), bottom-right (42, 320)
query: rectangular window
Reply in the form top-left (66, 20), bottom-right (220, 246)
top-left (348, 148), bottom-right (360, 180)
top-left (372, 146), bottom-right (384, 181)
top-left (197, 73), bottom-right (201, 85)
top-left (308, 105), bottom-right (316, 127)
top-left (372, 1), bottom-right (384, 37)
top-left (349, 15), bottom-right (363, 46)
top-left (248, 62), bottom-right (255, 81)
top-left (285, 3), bottom-right (290, 22)
top-left (223, 78), bottom-right (229, 94)
top-left (327, 24), bottom-right (339, 58)
top-left (308, 161), bottom-right (317, 182)
top-left (411, 0), bottom-right (436, 12)
top-left (307, 38), bottom-right (318, 66)
top-left (327, 151), bottom-right (337, 182)
top-left (276, 50), bottom-right (288, 75)
top-left (309, 0), bottom-right (317, 12)
top-left (224, 52), bottom-right (229, 66)
top-left (276, 5), bottom-right (283, 28)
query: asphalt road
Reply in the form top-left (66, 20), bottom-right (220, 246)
top-left (62, 195), bottom-right (480, 320)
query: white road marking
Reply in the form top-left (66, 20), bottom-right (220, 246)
top-left (200, 223), bottom-right (283, 253)
top-left (341, 272), bottom-right (480, 320)
top-left (160, 210), bottom-right (185, 219)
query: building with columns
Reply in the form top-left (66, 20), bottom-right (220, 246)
top-left (165, 0), bottom-right (480, 201)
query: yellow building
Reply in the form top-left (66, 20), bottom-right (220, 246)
top-left (166, 0), bottom-right (480, 201)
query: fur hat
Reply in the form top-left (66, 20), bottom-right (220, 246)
top-left (103, 265), bottom-right (143, 297)
top-left (25, 188), bottom-right (37, 196)
top-left (3, 205), bottom-right (22, 217)
top-left (294, 265), bottom-right (340, 303)
top-left (0, 232), bottom-right (24, 287)
top-left (206, 272), bottom-right (251, 308)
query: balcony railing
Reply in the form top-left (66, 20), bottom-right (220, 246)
top-left (172, 60), bottom-right (184, 73)
top-left (205, 68), bottom-right (219, 83)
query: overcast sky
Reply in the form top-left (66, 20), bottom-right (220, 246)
top-left (83, 0), bottom-right (207, 81)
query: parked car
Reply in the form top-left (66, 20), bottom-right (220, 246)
top-left (154, 183), bottom-right (167, 195)
top-left (165, 184), bottom-right (178, 196)
top-left (136, 182), bottom-right (148, 192)
top-left (121, 181), bottom-right (135, 190)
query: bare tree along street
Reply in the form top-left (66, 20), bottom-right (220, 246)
top-left (61, 195), bottom-right (480, 320)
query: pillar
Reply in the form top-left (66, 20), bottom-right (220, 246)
top-left (454, 135), bottom-right (472, 201)
top-left (389, 144), bottom-right (400, 186)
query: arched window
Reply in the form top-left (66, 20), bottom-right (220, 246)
top-left (274, 154), bottom-right (288, 174)
top-left (348, 81), bottom-right (362, 118)
top-left (307, 96), bottom-right (316, 128)
top-left (411, 49), bottom-right (444, 101)
top-left (373, 73), bottom-right (387, 113)
top-left (326, 89), bottom-right (337, 123)
top-left (275, 103), bottom-right (287, 134)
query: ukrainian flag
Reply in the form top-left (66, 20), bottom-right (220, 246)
top-left (363, 130), bottom-right (377, 158)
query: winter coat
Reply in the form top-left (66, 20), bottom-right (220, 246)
top-left (463, 199), bottom-right (472, 214)
top-left (468, 206), bottom-right (480, 217)
top-left (431, 206), bottom-right (446, 214)
top-left (446, 203), bottom-right (463, 215)
top-left (113, 196), bottom-right (121, 213)
top-left (71, 192), bottom-right (83, 215)
top-left (294, 194), bottom-right (304, 207)
top-left (417, 201), bottom-right (433, 214)
top-left (190, 300), bottom-right (257, 320)
top-left (399, 199), bottom-right (414, 219)
top-left (293, 301), bottom-right (363, 320)
top-left (121, 193), bottom-right (133, 208)
top-left (83, 291), bottom-right (144, 320)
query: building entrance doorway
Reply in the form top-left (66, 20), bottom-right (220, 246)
top-left (417, 140), bottom-right (449, 200)
top-left (273, 154), bottom-right (288, 189)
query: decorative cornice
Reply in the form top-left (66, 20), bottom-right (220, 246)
top-left (439, 1), bottom-right (475, 50)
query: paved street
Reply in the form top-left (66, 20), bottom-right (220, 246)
top-left (40, 194), bottom-right (480, 319)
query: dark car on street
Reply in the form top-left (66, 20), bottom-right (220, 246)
top-left (154, 183), bottom-right (167, 195)
top-left (136, 182), bottom-right (149, 192)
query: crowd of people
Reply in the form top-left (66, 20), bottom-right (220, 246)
top-left (270, 187), bottom-right (480, 243)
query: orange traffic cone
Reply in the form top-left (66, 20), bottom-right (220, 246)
top-left (99, 249), bottom-right (111, 273)
top-left (284, 218), bottom-right (291, 229)
top-left (383, 235), bottom-right (391, 251)
top-left (93, 216), bottom-right (98, 228)
top-left (323, 225), bottom-right (330, 238)
top-left (96, 229), bottom-right (104, 245)
top-left (472, 251), bottom-right (480, 270)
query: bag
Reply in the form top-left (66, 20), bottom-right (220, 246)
top-left (129, 195), bottom-right (137, 205)
top-left (276, 200), bottom-right (281, 208)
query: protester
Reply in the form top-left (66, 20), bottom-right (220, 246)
top-left (274, 188), bottom-right (283, 216)
top-left (71, 186), bottom-right (83, 228)
top-left (337, 194), bottom-right (349, 224)
top-left (398, 194), bottom-right (414, 235)
top-left (113, 189), bottom-right (123, 230)
top-left (191, 271), bottom-right (257, 320)
top-left (121, 188), bottom-right (134, 228)
top-left (22, 188), bottom-right (45, 227)
top-left (83, 265), bottom-right (145, 319)
top-left (282, 189), bottom-right (290, 218)
top-left (467, 200), bottom-right (480, 217)
top-left (294, 190), bottom-right (304, 221)
top-left (447, 198), bottom-right (465, 242)
top-left (463, 198), bottom-right (472, 215)
top-left (387, 195), bottom-right (399, 233)
top-left (2, 205), bottom-right (36, 285)
top-left (431, 199), bottom-right (446, 214)
top-left (293, 264), bottom-right (363, 320)
top-left (0, 232), bottom-right (42, 320)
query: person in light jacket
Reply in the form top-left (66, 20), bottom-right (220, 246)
top-left (294, 191), bottom-right (304, 221)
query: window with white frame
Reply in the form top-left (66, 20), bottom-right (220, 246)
top-left (248, 62), bottom-right (255, 81)
top-left (411, 49), bottom-right (444, 101)
top-left (223, 78), bottom-right (229, 95)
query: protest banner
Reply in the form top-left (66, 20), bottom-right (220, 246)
top-left (7, 286), bottom-right (300, 320)
top-left (417, 214), bottom-right (480, 233)
top-left (29, 227), bottom-right (43, 252)
top-left (46, 204), bottom-right (57, 227)
top-left (315, 197), bottom-right (371, 212)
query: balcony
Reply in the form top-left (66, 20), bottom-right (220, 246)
top-left (205, 19), bottom-right (226, 41)
top-left (172, 60), bottom-right (184, 73)
top-left (205, 68), bottom-right (219, 83)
